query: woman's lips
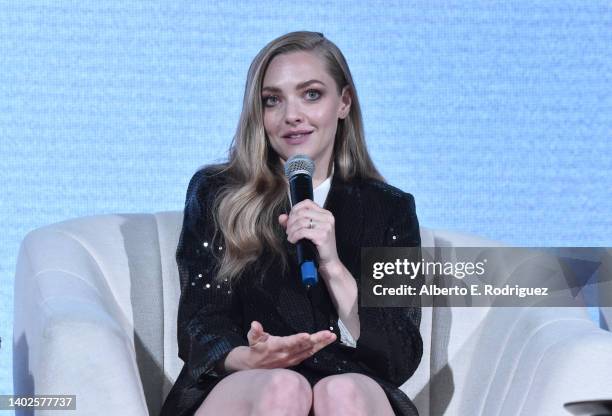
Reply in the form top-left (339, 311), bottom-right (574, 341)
top-left (283, 131), bottom-right (312, 145)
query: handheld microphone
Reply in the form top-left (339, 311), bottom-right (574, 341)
top-left (284, 155), bottom-right (318, 288)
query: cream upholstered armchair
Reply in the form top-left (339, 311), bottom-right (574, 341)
top-left (13, 212), bottom-right (612, 415)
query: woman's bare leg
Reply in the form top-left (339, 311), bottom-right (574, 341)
top-left (312, 373), bottom-right (395, 416)
top-left (194, 368), bottom-right (312, 416)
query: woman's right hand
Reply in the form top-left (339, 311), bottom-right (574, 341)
top-left (224, 321), bottom-right (337, 371)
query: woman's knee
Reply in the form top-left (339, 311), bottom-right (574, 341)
top-left (196, 369), bottom-right (311, 416)
top-left (312, 374), bottom-right (376, 416)
top-left (253, 369), bottom-right (312, 415)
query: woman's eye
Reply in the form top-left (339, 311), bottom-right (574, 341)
top-left (262, 96), bottom-right (278, 107)
top-left (305, 89), bottom-right (321, 100)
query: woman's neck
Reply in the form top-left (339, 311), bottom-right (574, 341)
top-left (312, 162), bottom-right (334, 188)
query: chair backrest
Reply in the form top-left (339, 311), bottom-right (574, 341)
top-left (16, 211), bottom-right (602, 416)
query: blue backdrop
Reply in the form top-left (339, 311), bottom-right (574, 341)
top-left (1, 0), bottom-right (611, 398)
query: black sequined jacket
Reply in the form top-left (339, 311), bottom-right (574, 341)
top-left (160, 166), bottom-right (423, 416)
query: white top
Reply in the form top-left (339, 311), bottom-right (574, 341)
top-left (312, 175), bottom-right (357, 348)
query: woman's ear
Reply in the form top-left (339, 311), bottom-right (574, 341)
top-left (338, 86), bottom-right (352, 119)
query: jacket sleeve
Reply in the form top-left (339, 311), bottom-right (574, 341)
top-left (176, 169), bottom-right (248, 384)
top-left (352, 192), bottom-right (423, 386)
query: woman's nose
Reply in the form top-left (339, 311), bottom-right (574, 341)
top-left (284, 98), bottom-right (304, 124)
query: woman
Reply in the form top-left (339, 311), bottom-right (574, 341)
top-left (160, 31), bottom-right (422, 416)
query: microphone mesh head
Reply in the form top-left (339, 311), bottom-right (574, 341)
top-left (284, 155), bottom-right (315, 179)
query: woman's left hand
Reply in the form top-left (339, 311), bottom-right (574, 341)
top-left (279, 199), bottom-right (340, 273)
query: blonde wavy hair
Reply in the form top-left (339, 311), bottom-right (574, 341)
top-left (210, 31), bottom-right (383, 284)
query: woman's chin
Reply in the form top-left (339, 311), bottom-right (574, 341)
top-left (280, 149), bottom-right (313, 162)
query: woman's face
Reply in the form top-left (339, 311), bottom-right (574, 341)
top-left (261, 51), bottom-right (351, 180)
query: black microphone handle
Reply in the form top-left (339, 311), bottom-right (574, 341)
top-left (289, 173), bottom-right (319, 268)
top-left (296, 239), bottom-right (318, 268)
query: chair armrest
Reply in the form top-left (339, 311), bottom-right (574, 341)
top-left (13, 228), bottom-right (149, 415)
top-left (512, 326), bottom-right (612, 415)
top-left (36, 293), bottom-right (148, 415)
top-left (471, 308), bottom-right (611, 416)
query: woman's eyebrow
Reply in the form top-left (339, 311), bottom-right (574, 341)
top-left (262, 79), bottom-right (326, 93)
